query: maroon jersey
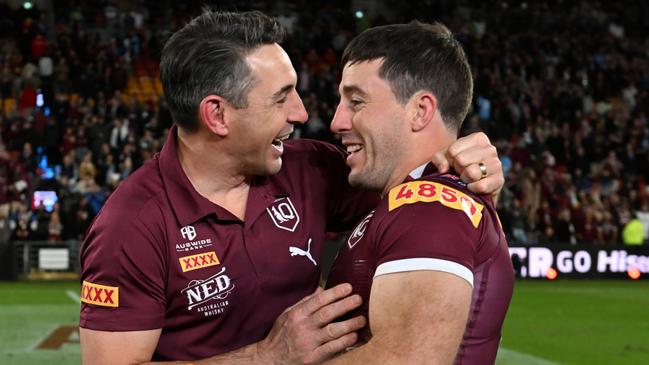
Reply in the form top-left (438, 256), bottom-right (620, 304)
top-left (327, 164), bottom-right (514, 365)
top-left (79, 125), bottom-right (378, 361)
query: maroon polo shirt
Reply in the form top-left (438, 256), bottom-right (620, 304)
top-left (79, 125), bottom-right (378, 361)
top-left (326, 164), bottom-right (514, 365)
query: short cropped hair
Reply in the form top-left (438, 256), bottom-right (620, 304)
top-left (160, 10), bottom-right (286, 130)
top-left (341, 21), bottom-right (473, 132)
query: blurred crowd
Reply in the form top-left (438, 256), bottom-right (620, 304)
top-left (458, 2), bottom-right (649, 246)
top-left (0, 0), bottom-right (648, 246)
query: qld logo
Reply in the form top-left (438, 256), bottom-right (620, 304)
top-left (267, 197), bottom-right (300, 232)
top-left (348, 211), bottom-right (374, 249)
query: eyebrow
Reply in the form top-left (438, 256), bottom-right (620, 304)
top-left (341, 85), bottom-right (369, 98)
top-left (271, 84), bottom-right (294, 100)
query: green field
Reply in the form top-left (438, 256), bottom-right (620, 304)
top-left (1, 280), bottom-right (648, 365)
top-left (497, 280), bottom-right (649, 365)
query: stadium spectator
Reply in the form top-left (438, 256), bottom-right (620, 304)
top-left (0, 207), bottom-right (11, 244)
top-left (622, 213), bottom-right (645, 246)
top-left (0, 0), bottom-right (646, 252)
top-left (637, 202), bottom-right (649, 244)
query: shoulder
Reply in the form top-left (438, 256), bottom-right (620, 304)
top-left (383, 175), bottom-right (487, 229)
top-left (84, 158), bottom-right (167, 252)
top-left (101, 159), bottom-right (164, 222)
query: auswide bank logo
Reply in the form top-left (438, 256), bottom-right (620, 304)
top-left (176, 224), bottom-right (214, 252)
top-left (180, 225), bottom-right (197, 240)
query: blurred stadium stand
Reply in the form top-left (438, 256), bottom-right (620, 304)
top-left (0, 0), bottom-right (648, 279)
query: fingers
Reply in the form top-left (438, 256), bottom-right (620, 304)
top-left (286, 286), bottom-right (324, 311)
top-left (459, 156), bottom-right (499, 184)
top-left (459, 163), bottom-right (483, 185)
top-left (305, 332), bottom-right (359, 364)
top-left (449, 144), bottom-right (497, 175)
top-left (430, 149), bottom-right (450, 173)
top-left (466, 158), bottom-right (504, 195)
top-left (300, 283), bottom-right (354, 315)
top-left (320, 315), bottom-right (366, 344)
top-left (270, 285), bottom-right (364, 365)
top-left (443, 132), bottom-right (503, 195)
top-left (433, 133), bottom-right (490, 174)
top-left (313, 293), bottom-right (362, 327)
top-left (447, 132), bottom-right (491, 163)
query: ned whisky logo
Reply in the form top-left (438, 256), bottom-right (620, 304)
top-left (182, 267), bottom-right (234, 311)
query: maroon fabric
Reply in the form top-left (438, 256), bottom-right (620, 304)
top-left (19, 86), bottom-right (36, 111)
top-left (79, 125), bottom-right (378, 360)
top-left (327, 167), bottom-right (514, 365)
top-left (31, 35), bottom-right (47, 60)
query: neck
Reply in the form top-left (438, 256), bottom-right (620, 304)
top-left (177, 128), bottom-right (251, 219)
top-left (381, 130), bottom-right (455, 197)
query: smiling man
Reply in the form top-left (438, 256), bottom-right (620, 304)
top-left (78, 10), bottom-right (506, 365)
top-left (326, 22), bottom-right (515, 365)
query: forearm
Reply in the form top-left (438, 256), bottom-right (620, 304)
top-left (325, 340), bottom-right (394, 365)
top-left (140, 342), bottom-right (268, 365)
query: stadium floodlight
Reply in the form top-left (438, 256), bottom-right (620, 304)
top-left (23, 2), bottom-right (33, 9)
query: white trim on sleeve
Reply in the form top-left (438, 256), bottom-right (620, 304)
top-left (374, 258), bottom-right (474, 287)
top-left (408, 163), bottom-right (428, 179)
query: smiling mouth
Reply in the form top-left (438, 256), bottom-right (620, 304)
top-left (272, 133), bottom-right (292, 148)
top-left (345, 144), bottom-right (363, 153)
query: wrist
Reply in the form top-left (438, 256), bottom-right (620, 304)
top-left (254, 339), bottom-right (279, 365)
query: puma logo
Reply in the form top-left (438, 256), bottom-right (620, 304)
top-left (289, 238), bottom-right (316, 266)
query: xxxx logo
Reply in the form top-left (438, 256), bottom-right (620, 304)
top-left (179, 251), bottom-right (220, 272)
top-left (80, 281), bottom-right (119, 307)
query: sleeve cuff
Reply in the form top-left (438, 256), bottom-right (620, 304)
top-left (375, 258), bottom-right (474, 287)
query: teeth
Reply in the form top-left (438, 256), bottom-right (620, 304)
top-left (346, 144), bottom-right (362, 153)
top-left (273, 133), bottom-right (292, 147)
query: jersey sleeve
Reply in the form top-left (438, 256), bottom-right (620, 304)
top-left (372, 181), bottom-right (485, 286)
top-left (79, 199), bottom-right (167, 331)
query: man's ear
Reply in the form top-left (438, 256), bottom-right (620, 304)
top-left (410, 91), bottom-right (437, 132)
top-left (199, 95), bottom-right (229, 137)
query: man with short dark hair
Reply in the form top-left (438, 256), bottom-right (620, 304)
top-left (79, 11), bottom-right (505, 365)
top-left (326, 21), bottom-right (514, 365)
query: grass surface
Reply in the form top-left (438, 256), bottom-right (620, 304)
top-left (0, 281), bottom-right (80, 365)
top-left (498, 280), bottom-right (649, 365)
top-left (1, 280), bottom-right (648, 365)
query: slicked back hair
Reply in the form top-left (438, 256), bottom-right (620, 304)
top-left (160, 10), bottom-right (286, 130)
top-left (341, 21), bottom-right (473, 133)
